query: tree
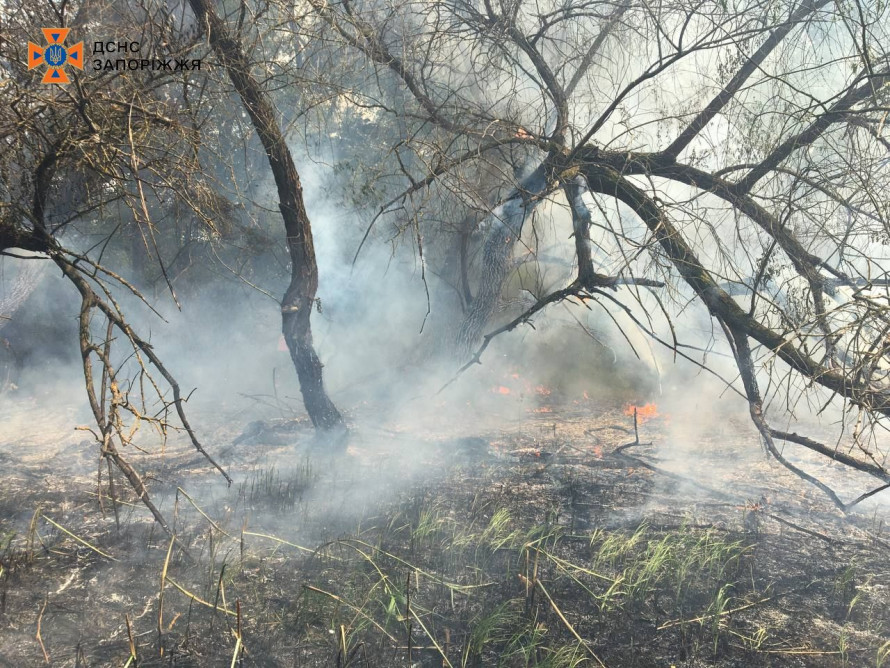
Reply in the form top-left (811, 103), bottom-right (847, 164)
top-left (185, 0), bottom-right (345, 434)
top-left (299, 0), bottom-right (890, 508)
top-left (5, 0), bottom-right (890, 515)
top-left (0, 0), bottom-right (232, 530)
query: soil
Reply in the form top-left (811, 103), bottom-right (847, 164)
top-left (0, 390), bottom-right (889, 667)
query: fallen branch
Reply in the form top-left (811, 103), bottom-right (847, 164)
top-left (612, 442), bottom-right (738, 503)
top-left (407, 605), bottom-right (453, 668)
top-left (36, 597), bottom-right (49, 664)
top-left (764, 513), bottom-right (838, 545)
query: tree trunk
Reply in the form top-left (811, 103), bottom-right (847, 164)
top-left (455, 164), bottom-right (549, 359)
top-left (186, 0), bottom-right (343, 431)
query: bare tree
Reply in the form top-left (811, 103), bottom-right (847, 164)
top-left (6, 0), bottom-right (890, 514)
top-left (296, 0), bottom-right (890, 507)
top-left (0, 0), bottom-right (232, 530)
top-left (185, 0), bottom-right (345, 433)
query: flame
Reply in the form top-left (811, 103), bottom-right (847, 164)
top-left (535, 385), bottom-right (551, 396)
top-left (624, 403), bottom-right (659, 423)
top-left (531, 407), bottom-right (553, 413)
top-left (494, 386), bottom-right (512, 395)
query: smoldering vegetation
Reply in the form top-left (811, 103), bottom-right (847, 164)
top-left (3, 167), bottom-right (890, 665)
top-left (5, 0), bottom-right (890, 665)
top-left (3, 390), bottom-right (890, 667)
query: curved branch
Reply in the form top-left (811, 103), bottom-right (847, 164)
top-left (581, 163), bottom-right (890, 417)
top-left (733, 68), bottom-right (890, 194)
top-left (307, 0), bottom-right (462, 133)
top-left (663, 0), bottom-right (832, 160)
top-left (723, 320), bottom-right (846, 511)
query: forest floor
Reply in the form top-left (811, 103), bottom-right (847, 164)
top-left (1, 388), bottom-right (890, 667)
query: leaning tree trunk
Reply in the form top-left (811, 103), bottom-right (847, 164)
top-left (455, 164), bottom-right (549, 359)
top-left (187, 0), bottom-right (343, 431)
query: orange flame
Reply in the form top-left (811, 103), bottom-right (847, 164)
top-left (494, 386), bottom-right (512, 395)
top-left (535, 385), bottom-right (552, 396)
top-left (624, 403), bottom-right (659, 423)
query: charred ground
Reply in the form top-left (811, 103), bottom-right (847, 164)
top-left (0, 394), bottom-right (888, 667)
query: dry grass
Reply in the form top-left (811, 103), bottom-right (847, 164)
top-left (0, 400), bottom-right (888, 666)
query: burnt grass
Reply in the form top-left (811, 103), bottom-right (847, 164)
top-left (1, 402), bottom-right (890, 667)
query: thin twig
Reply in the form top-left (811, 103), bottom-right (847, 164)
top-left (176, 488), bottom-right (231, 537)
top-left (41, 515), bottom-right (116, 561)
top-left (529, 576), bottom-right (607, 668)
top-left (303, 585), bottom-right (398, 642)
top-left (36, 597), bottom-right (49, 664)
top-left (166, 578), bottom-right (238, 616)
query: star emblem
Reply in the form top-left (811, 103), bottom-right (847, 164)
top-left (28, 28), bottom-right (84, 84)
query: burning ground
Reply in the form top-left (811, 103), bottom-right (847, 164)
top-left (1, 385), bottom-right (890, 668)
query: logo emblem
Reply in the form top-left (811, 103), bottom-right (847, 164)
top-left (28, 28), bottom-right (83, 84)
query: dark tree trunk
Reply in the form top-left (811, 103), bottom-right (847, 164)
top-left (186, 0), bottom-right (343, 431)
top-left (563, 174), bottom-right (597, 289)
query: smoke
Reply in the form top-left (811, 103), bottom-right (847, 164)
top-left (2, 1), bottom-right (889, 533)
top-left (1, 135), bottom-right (882, 528)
